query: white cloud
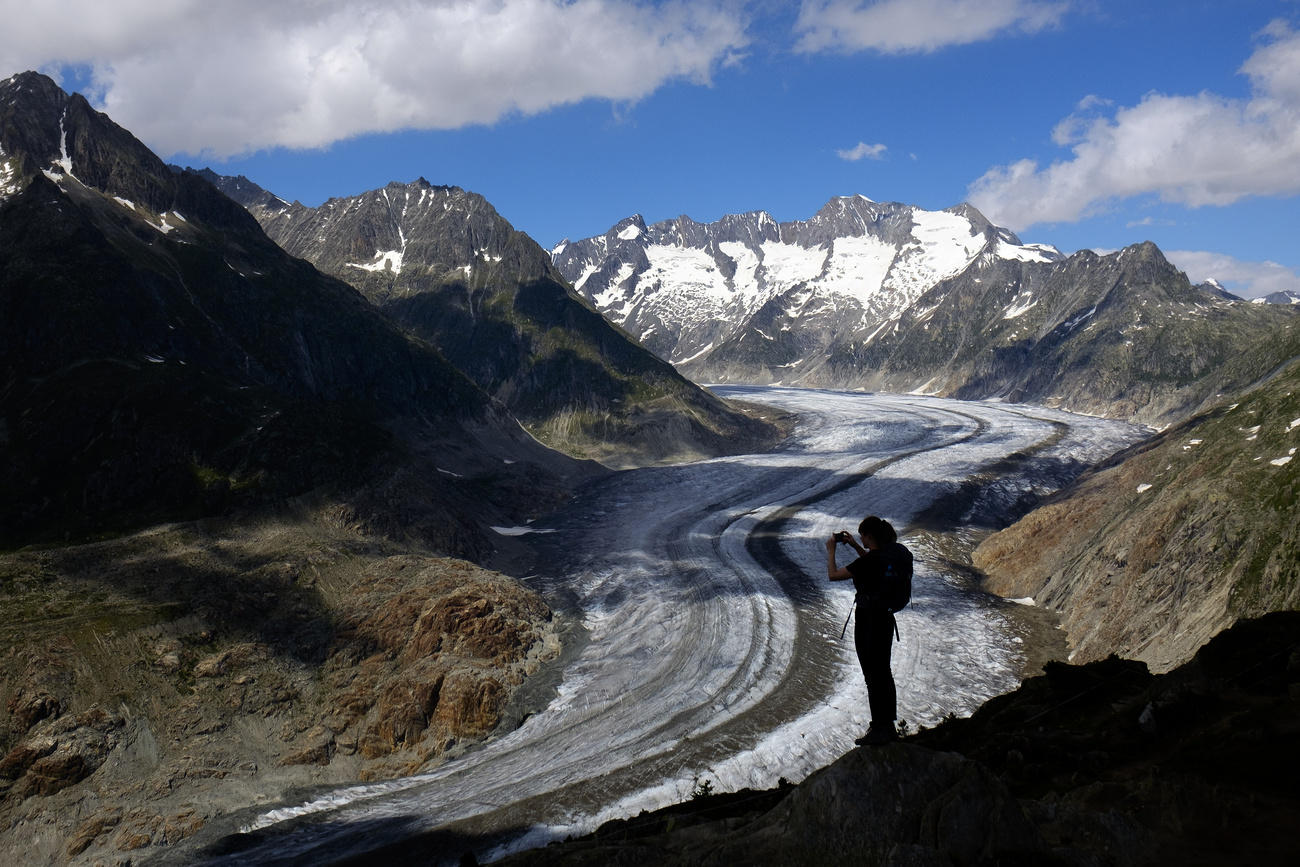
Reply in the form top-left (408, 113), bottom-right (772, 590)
top-left (1164, 250), bottom-right (1300, 299)
top-left (969, 20), bottom-right (1300, 231)
top-left (793, 0), bottom-right (1068, 54)
top-left (837, 141), bottom-right (887, 161)
top-left (0, 0), bottom-right (748, 158)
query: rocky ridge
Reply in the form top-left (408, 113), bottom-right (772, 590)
top-left (209, 172), bottom-right (780, 467)
top-left (552, 196), bottom-right (1059, 376)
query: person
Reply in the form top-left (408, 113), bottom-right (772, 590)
top-left (826, 515), bottom-right (912, 746)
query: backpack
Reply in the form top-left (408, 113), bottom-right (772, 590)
top-left (881, 545), bottom-right (913, 613)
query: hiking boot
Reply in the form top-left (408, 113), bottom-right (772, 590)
top-left (855, 725), bottom-right (898, 746)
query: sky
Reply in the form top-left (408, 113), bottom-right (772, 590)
top-left (3, 0), bottom-right (1298, 298)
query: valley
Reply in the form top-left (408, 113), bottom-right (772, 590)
top-left (2, 66), bottom-right (1297, 866)
top-left (158, 388), bottom-right (1144, 864)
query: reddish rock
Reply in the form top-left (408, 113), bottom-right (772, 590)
top-left (66, 807), bottom-right (123, 857)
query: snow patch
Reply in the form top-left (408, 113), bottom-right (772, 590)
top-left (0, 151), bottom-right (20, 202)
top-left (1271, 456), bottom-right (1293, 466)
top-left (347, 249), bottom-right (404, 274)
top-left (816, 235), bottom-right (896, 306)
top-left (1002, 291), bottom-right (1037, 320)
top-left (573, 263), bottom-right (599, 293)
top-left (1287, 417), bottom-right (1300, 433)
top-left (995, 239), bottom-right (1058, 263)
top-left (760, 240), bottom-right (829, 288)
top-left (617, 223), bottom-right (643, 241)
top-left (55, 110), bottom-right (75, 177)
top-left (1136, 483), bottom-right (1153, 493)
top-left (491, 525), bottom-right (557, 536)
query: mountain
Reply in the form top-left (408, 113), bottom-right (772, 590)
top-left (207, 172), bottom-right (779, 467)
top-left (973, 354), bottom-right (1300, 673)
top-left (555, 199), bottom-right (1300, 426)
top-left (1254, 289), bottom-right (1300, 305)
top-left (0, 71), bottom-right (575, 547)
top-left (552, 196), bottom-right (1060, 374)
top-left (833, 241), bottom-right (1300, 423)
top-left (0, 71), bottom-right (603, 865)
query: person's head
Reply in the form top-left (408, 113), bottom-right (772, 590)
top-left (858, 515), bottom-right (896, 549)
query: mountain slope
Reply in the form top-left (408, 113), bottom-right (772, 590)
top-left (556, 200), bottom-right (1300, 427)
top-left (209, 173), bottom-right (779, 467)
top-left (0, 72), bottom-right (571, 547)
top-left (836, 241), bottom-right (1300, 423)
top-left (973, 355), bottom-right (1300, 672)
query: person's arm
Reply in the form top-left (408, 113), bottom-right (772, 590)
top-left (827, 536), bottom-right (854, 581)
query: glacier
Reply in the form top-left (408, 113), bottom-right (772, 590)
top-left (185, 387), bottom-right (1144, 865)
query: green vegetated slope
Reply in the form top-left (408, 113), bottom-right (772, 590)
top-left (975, 355), bottom-right (1300, 672)
top-left (214, 175), bottom-right (779, 467)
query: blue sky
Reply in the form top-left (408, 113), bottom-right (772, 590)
top-left (4, 1), bottom-right (1298, 296)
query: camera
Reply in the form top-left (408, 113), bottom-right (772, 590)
top-left (834, 531), bottom-right (852, 544)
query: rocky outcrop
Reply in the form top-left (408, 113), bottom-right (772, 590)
top-left (0, 707), bottom-right (124, 800)
top-left (303, 556), bottom-right (561, 777)
top-left (974, 357), bottom-right (1300, 672)
top-left (497, 612), bottom-right (1300, 866)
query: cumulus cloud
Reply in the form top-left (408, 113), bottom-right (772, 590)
top-left (837, 141), bottom-right (887, 160)
top-left (1164, 249), bottom-right (1300, 299)
top-left (0, 0), bottom-right (749, 158)
top-left (793, 0), bottom-right (1068, 54)
top-left (968, 20), bottom-right (1300, 231)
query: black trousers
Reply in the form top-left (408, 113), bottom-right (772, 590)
top-left (854, 606), bottom-right (896, 725)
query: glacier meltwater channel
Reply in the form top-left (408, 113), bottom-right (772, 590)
top-left (187, 388), bottom-right (1145, 865)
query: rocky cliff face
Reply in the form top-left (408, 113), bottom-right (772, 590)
top-left (556, 201), bottom-right (1300, 427)
top-left (973, 356), bottom-right (1300, 673)
top-left (0, 72), bottom-right (578, 548)
top-left (210, 173), bottom-right (779, 467)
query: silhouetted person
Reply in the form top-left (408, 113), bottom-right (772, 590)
top-left (826, 515), bottom-right (912, 745)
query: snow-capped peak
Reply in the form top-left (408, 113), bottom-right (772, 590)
top-left (552, 195), bottom-right (1046, 370)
